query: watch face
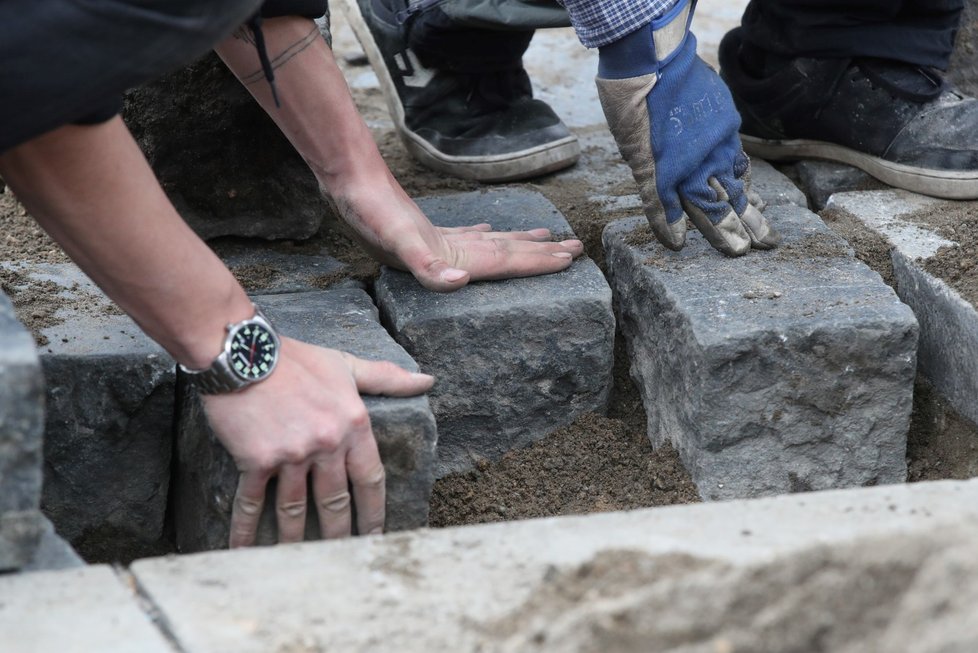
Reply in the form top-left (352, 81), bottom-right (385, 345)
top-left (228, 321), bottom-right (279, 382)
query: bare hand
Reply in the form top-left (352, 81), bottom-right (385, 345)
top-left (331, 172), bottom-right (586, 292)
top-left (202, 337), bottom-right (435, 547)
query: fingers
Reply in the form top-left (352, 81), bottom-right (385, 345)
top-left (229, 470), bottom-right (271, 548)
top-left (445, 238), bottom-right (585, 283)
top-left (312, 455), bottom-right (353, 539)
top-left (347, 437), bottom-right (386, 536)
top-left (444, 227), bottom-right (554, 243)
top-left (679, 174), bottom-right (751, 257)
top-left (275, 463), bottom-right (310, 544)
top-left (343, 354), bottom-right (435, 396)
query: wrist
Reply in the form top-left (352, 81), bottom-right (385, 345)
top-left (169, 289), bottom-right (257, 371)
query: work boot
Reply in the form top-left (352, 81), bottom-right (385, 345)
top-left (337, 0), bottom-right (580, 182)
top-left (719, 27), bottom-right (978, 200)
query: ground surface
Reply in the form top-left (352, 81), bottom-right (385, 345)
top-left (1, 0), bottom-right (976, 541)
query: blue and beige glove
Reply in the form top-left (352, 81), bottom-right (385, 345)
top-left (596, 0), bottom-right (779, 256)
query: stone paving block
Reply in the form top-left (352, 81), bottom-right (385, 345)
top-left (5, 263), bottom-right (176, 561)
top-left (0, 289), bottom-right (44, 570)
top-left (376, 189), bottom-right (615, 477)
top-left (826, 190), bottom-right (978, 427)
top-left (23, 515), bottom-right (85, 572)
top-left (794, 160), bottom-right (879, 210)
top-left (174, 288), bottom-right (437, 552)
top-left (131, 478), bottom-right (978, 653)
top-left (0, 565), bottom-right (172, 653)
top-left (750, 158), bottom-right (809, 209)
top-left (122, 9), bottom-right (332, 242)
top-left (220, 245), bottom-right (358, 295)
top-left (604, 204), bottom-right (918, 500)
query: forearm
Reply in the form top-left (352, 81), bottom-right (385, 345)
top-left (0, 117), bottom-right (253, 369)
top-left (215, 16), bottom-right (390, 195)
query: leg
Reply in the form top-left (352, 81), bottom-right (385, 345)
top-left (740, 0), bottom-right (963, 68)
top-left (719, 0), bottom-right (978, 199)
top-left (336, 0), bottom-right (580, 181)
top-left (215, 16), bottom-right (583, 291)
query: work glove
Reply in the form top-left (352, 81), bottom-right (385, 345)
top-left (596, 0), bottom-right (779, 256)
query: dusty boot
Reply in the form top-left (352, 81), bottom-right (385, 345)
top-left (720, 26), bottom-right (978, 200)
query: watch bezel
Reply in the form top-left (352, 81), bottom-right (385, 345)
top-left (223, 310), bottom-right (281, 383)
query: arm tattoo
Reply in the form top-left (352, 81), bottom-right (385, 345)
top-left (240, 26), bottom-right (321, 86)
top-left (232, 25), bottom-right (256, 46)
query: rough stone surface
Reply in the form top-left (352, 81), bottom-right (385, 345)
top-left (221, 245), bottom-right (358, 294)
top-left (22, 263), bottom-right (175, 562)
top-left (749, 158), bottom-right (809, 209)
top-left (0, 289), bottom-right (44, 571)
top-left (23, 515), bottom-right (85, 572)
top-left (949, 0), bottom-right (978, 98)
top-left (793, 160), bottom-right (880, 210)
top-left (174, 288), bottom-right (437, 552)
top-left (376, 189), bottom-right (615, 477)
top-left (826, 190), bottom-right (978, 427)
top-left (131, 479), bottom-right (978, 653)
top-left (604, 204), bottom-right (918, 500)
top-left (121, 16), bottom-right (333, 241)
top-left (0, 565), bottom-right (172, 653)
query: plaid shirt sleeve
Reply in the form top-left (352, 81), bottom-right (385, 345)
top-left (558, 0), bottom-right (682, 48)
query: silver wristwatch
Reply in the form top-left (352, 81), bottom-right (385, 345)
top-left (179, 305), bottom-right (281, 394)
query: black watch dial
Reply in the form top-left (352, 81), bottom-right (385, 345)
top-left (228, 321), bottom-right (279, 381)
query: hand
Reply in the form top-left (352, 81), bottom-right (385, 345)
top-left (595, 4), bottom-right (779, 256)
top-left (330, 170), bottom-right (586, 292)
top-left (201, 337), bottom-right (435, 547)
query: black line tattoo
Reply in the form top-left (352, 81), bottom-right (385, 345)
top-left (241, 26), bottom-right (321, 86)
top-left (232, 25), bottom-right (256, 47)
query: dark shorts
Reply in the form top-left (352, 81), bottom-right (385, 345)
top-left (0, 0), bottom-right (327, 154)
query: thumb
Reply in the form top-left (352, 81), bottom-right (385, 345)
top-left (342, 354), bottom-right (435, 397)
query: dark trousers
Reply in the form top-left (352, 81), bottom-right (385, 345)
top-left (740, 0), bottom-right (965, 69)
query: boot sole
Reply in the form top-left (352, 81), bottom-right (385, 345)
top-left (337, 0), bottom-right (581, 183)
top-left (742, 135), bottom-right (978, 200)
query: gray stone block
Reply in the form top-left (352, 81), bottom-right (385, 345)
top-left (750, 158), bottom-right (809, 209)
top-left (131, 479), bottom-right (978, 653)
top-left (0, 565), bottom-right (173, 653)
top-left (13, 263), bottom-right (176, 562)
top-left (122, 10), bottom-right (334, 241)
top-left (376, 189), bottom-right (615, 477)
top-left (604, 204), bottom-right (918, 500)
top-left (794, 160), bottom-right (879, 210)
top-left (219, 244), bottom-right (360, 295)
top-left (23, 515), bottom-right (85, 572)
top-left (0, 289), bottom-right (44, 571)
top-left (173, 288), bottom-right (437, 552)
top-left (826, 190), bottom-right (978, 427)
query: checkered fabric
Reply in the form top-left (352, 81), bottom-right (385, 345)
top-left (560, 0), bottom-right (682, 48)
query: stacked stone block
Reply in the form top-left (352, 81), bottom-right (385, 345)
top-left (604, 204), bottom-right (919, 500)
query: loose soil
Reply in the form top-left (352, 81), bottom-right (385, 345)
top-left (902, 201), bottom-right (978, 308)
top-left (0, 190), bottom-right (70, 264)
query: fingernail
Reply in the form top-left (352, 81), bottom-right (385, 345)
top-left (560, 239), bottom-right (583, 247)
top-left (440, 268), bottom-right (467, 282)
top-left (552, 252), bottom-right (573, 259)
top-left (411, 372), bottom-right (435, 382)
top-left (529, 228), bottom-right (550, 237)
top-left (368, 527), bottom-right (384, 536)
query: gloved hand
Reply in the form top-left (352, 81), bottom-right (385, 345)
top-left (596, 0), bottom-right (779, 256)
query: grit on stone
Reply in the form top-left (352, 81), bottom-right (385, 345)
top-left (900, 201), bottom-right (978, 308)
top-left (0, 191), bottom-right (69, 265)
top-left (483, 527), bottom-right (978, 653)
